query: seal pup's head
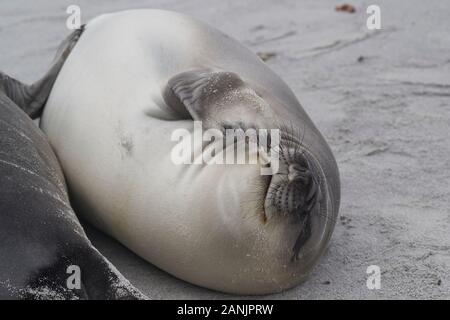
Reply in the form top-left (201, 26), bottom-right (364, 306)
top-left (165, 68), bottom-right (331, 255)
top-left (164, 70), bottom-right (334, 292)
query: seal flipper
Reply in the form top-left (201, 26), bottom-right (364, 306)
top-left (164, 69), bottom-right (247, 119)
top-left (0, 26), bottom-right (84, 118)
top-left (163, 69), bottom-right (272, 129)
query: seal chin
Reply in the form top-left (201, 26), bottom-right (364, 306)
top-left (263, 141), bottom-right (322, 260)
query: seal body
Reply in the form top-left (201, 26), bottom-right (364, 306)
top-left (0, 29), bottom-right (145, 299)
top-left (41, 10), bottom-right (340, 294)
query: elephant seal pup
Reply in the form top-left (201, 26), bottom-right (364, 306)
top-left (0, 28), bottom-right (145, 300)
top-left (41, 10), bottom-right (340, 294)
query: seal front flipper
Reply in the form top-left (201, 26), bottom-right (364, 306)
top-left (0, 27), bottom-right (84, 118)
top-left (163, 69), bottom-right (275, 130)
top-left (164, 69), bottom-right (245, 120)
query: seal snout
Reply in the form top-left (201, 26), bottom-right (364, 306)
top-left (264, 159), bottom-right (320, 219)
top-left (263, 146), bottom-right (321, 260)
